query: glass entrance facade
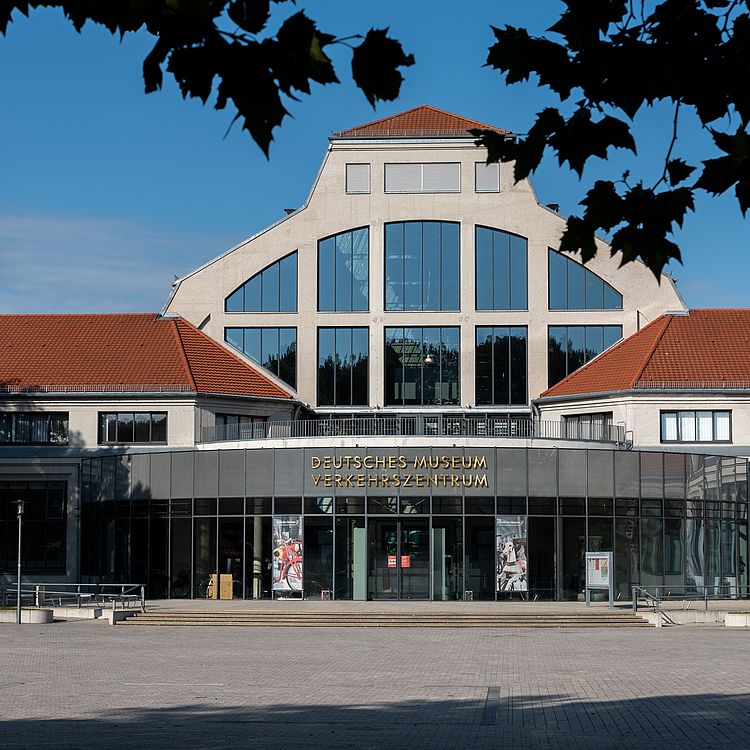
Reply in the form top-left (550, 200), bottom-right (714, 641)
top-left (79, 447), bottom-right (749, 602)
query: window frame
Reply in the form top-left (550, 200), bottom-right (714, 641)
top-left (317, 326), bottom-right (370, 407)
top-left (474, 225), bottom-right (528, 311)
top-left (474, 326), bottom-right (528, 406)
top-left (384, 162), bottom-right (461, 194)
top-left (98, 412), bottom-right (168, 445)
top-left (317, 227), bottom-right (370, 312)
top-left (547, 325), bottom-right (623, 388)
top-left (383, 220), bottom-right (461, 312)
top-left (383, 326), bottom-right (461, 407)
top-left (224, 326), bottom-right (298, 390)
top-left (547, 248), bottom-right (623, 311)
top-left (474, 161), bottom-right (501, 193)
top-left (224, 251), bottom-right (298, 314)
top-left (0, 412), bottom-right (69, 445)
top-left (660, 410), bottom-right (732, 444)
top-left (345, 163), bottom-right (371, 195)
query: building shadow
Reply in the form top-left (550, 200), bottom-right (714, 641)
top-left (2, 691), bottom-right (750, 749)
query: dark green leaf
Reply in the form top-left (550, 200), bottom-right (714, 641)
top-left (227, 0), bottom-right (270, 35)
top-left (666, 158), bottom-right (696, 186)
top-left (351, 27), bottom-right (414, 107)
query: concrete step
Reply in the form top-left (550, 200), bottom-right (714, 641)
top-left (120, 611), bottom-right (652, 628)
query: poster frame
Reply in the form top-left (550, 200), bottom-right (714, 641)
top-left (585, 551), bottom-right (614, 609)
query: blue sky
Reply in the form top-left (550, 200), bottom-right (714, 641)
top-left (0, 1), bottom-right (747, 313)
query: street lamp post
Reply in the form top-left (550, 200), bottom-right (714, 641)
top-left (16, 498), bottom-right (24, 625)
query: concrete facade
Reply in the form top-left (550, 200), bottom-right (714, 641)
top-left (165, 136), bottom-right (684, 411)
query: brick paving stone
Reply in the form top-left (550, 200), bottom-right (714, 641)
top-left (1, 622), bottom-right (749, 749)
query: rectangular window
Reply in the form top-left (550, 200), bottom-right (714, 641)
top-left (0, 480), bottom-right (67, 574)
top-left (661, 410), bottom-right (732, 443)
top-left (384, 222), bottom-right (459, 311)
top-left (385, 327), bottom-right (460, 406)
top-left (563, 413), bottom-right (614, 440)
top-left (318, 327), bottom-right (369, 407)
top-left (0, 413), bottom-right (69, 445)
top-left (475, 162), bottom-right (500, 192)
top-left (98, 413), bottom-right (167, 444)
top-left (384, 163), bottom-right (460, 193)
top-left (547, 325), bottom-right (622, 387)
top-left (224, 327), bottom-right (297, 389)
top-left (345, 163), bottom-right (370, 194)
top-left (475, 327), bottom-right (527, 405)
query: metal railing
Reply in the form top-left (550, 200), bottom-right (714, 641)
top-left (634, 380), bottom-right (750, 390)
top-left (0, 583), bottom-right (146, 612)
top-left (200, 417), bottom-right (626, 444)
top-left (632, 584), bottom-right (750, 613)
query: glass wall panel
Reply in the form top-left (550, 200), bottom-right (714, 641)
top-left (303, 517), bottom-right (333, 598)
top-left (640, 518), bottom-right (663, 588)
top-left (547, 249), bottom-right (622, 310)
top-left (170, 518), bottom-right (192, 598)
top-left (664, 518), bottom-right (684, 587)
top-left (218, 518), bottom-right (243, 598)
top-left (149, 517), bottom-right (169, 599)
top-left (193, 517), bottom-right (217, 598)
top-left (704, 520), bottom-right (721, 595)
top-left (432, 517), bottom-right (463, 600)
top-left (225, 252), bottom-right (297, 312)
top-left (475, 227), bottom-right (527, 310)
top-left (722, 521), bottom-right (737, 594)
top-left (528, 516), bottom-right (555, 600)
top-left (385, 221), bottom-right (459, 311)
top-left (385, 327), bottom-right (460, 406)
top-left (465, 517), bottom-right (495, 600)
top-left (245, 516), bottom-right (272, 599)
top-left (318, 228), bottom-right (369, 311)
top-left (615, 517), bottom-right (640, 599)
top-left (560, 517), bottom-right (585, 600)
top-left (334, 517), bottom-right (366, 600)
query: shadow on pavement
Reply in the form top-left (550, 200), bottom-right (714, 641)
top-left (3, 691), bottom-right (750, 749)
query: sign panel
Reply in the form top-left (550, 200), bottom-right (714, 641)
top-left (586, 554), bottom-right (611, 588)
top-left (387, 555), bottom-right (397, 568)
top-left (496, 516), bottom-right (528, 592)
top-left (272, 515), bottom-right (303, 593)
top-left (400, 555), bottom-right (411, 569)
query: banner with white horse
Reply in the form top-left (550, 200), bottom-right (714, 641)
top-left (496, 516), bottom-right (528, 592)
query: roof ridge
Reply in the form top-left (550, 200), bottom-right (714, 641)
top-left (629, 314), bottom-right (673, 387)
top-left (169, 318), bottom-right (198, 391)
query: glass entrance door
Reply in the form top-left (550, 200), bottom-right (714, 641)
top-left (368, 518), bottom-right (430, 600)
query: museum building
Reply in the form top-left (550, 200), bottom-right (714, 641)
top-left (0, 106), bottom-right (747, 602)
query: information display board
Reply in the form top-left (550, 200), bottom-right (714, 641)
top-left (585, 551), bottom-right (613, 608)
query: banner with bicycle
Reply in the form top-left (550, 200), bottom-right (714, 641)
top-left (272, 515), bottom-right (303, 594)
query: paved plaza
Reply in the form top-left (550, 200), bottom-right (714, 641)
top-left (1, 618), bottom-right (749, 749)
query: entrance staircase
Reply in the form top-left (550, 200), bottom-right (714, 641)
top-left (118, 610), bottom-right (652, 628)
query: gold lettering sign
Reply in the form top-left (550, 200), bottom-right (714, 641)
top-left (309, 454), bottom-right (489, 489)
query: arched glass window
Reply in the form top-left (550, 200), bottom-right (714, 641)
top-left (225, 252), bottom-right (297, 313)
top-left (548, 249), bottom-right (622, 310)
top-left (385, 221), bottom-right (459, 311)
top-left (318, 228), bottom-right (369, 311)
top-left (475, 227), bottom-right (527, 310)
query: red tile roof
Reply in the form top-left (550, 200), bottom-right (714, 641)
top-left (333, 104), bottom-right (511, 138)
top-left (0, 313), bottom-right (292, 400)
top-left (541, 309), bottom-right (750, 398)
